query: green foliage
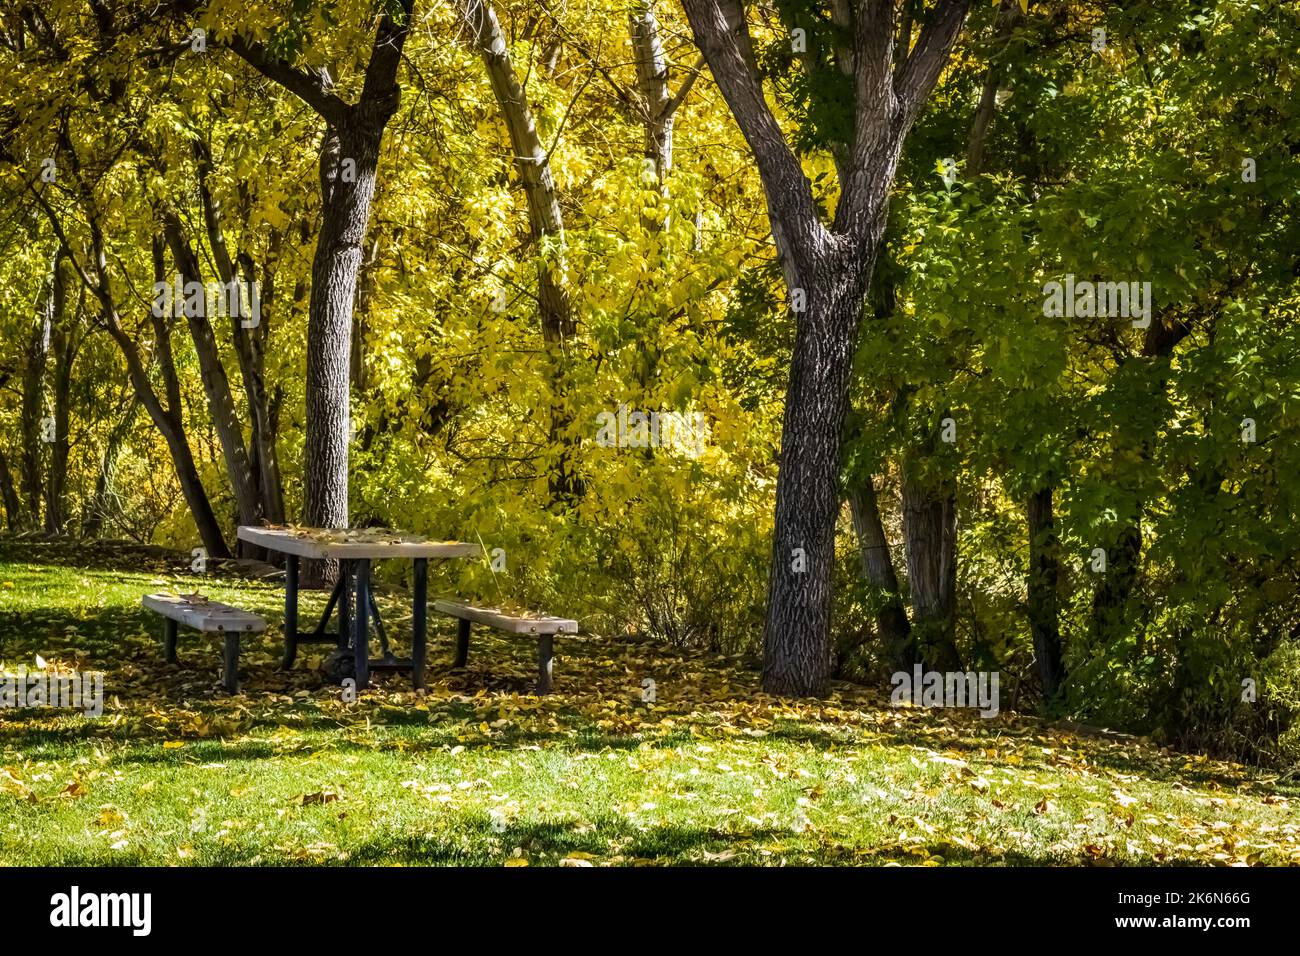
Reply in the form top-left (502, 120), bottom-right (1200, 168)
top-left (838, 0), bottom-right (1300, 764)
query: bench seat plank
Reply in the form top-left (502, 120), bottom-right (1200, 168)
top-left (434, 600), bottom-right (578, 635)
top-left (143, 594), bottom-right (266, 633)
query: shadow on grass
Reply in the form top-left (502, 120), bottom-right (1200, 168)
top-left (299, 817), bottom-right (797, 866)
top-left (0, 536), bottom-right (187, 575)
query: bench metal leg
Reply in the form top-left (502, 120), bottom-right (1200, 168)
top-left (163, 618), bottom-right (179, 664)
top-left (536, 634), bottom-right (554, 695)
top-left (222, 628), bottom-right (240, 694)
top-left (354, 559), bottom-right (370, 688)
top-left (282, 553), bottom-right (299, 669)
top-left (454, 618), bottom-right (470, 669)
top-left (412, 558), bottom-right (428, 690)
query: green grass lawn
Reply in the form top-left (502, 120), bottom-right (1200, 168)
top-left (1, 537), bottom-right (1297, 867)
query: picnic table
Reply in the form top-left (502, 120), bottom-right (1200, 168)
top-left (237, 525), bottom-right (481, 690)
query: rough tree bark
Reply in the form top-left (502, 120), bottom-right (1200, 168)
top-left (901, 454), bottom-right (960, 669)
top-left (680, 0), bottom-right (973, 695)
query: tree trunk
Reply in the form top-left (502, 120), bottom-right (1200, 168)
top-left (32, 124), bottom-right (232, 559)
top-left (19, 262), bottom-right (53, 529)
top-left (965, 0), bottom-right (1023, 173)
top-left (43, 261), bottom-right (75, 534)
top-left (1089, 519), bottom-right (1142, 646)
top-left (352, 236), bottom-right (380, 393)
top-left (679, 0), bottom-right (972, 696)
top-left (761, 249), bottom-right (871, 696)
top-left (237, 250), bottom-right (285, 526)
top-left (0, 445), bottom-right (22, 531)
top-left (165, 422), bottom-right (230, 560)
top-left (194, 142), bottom-right (286, 527)
top-left (848, 475), bottom-right (914, 671)
top-left (220, 3), bottom-right (412, 583)
top-left (103, 309), bottom-right (230, 559)
top-left (458, 0), bottom-right (573, 343)
top-left (301, 118), bottom-right (385, 582)
top-left (901, 456), bottom-right (960, 670)
top-left (93, 238), bottom-right (231, 558)
top-left (630, 1), bottom-right (674, 185)
top-left (1027, 485), bottom-right (1064, 700)
top-left (162, 215), bottom-right (263, 553)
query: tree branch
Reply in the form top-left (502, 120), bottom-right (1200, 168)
top-left (680, 0), bottom-right (827, 271)
top-left (357, 0), bottom-right (414, 121)
top-left (854, 0), bottom-right (897, 123)
top-left (663, 54), bottom-right (707, 119)
top-left (221, 32), bottom-right (349, 125)
top-left (895, 0), bottom-right (973, 121)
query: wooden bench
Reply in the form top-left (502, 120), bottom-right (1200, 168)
top-left (143, 593), bottom-right (266, 693)
top-left (434, 600), bottom-right (578, 693)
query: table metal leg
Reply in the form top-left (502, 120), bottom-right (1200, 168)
top-left (282, 553), bottom-right (299, 669)
top-left (354, 559), bottom-right (370, 688)
top-left (412, 558), bottom-right (428, 690)
top-left (338, 561), bottom-right (352, 651)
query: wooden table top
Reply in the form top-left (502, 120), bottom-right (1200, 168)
top-left (237, 525), bottom-right (484, 560)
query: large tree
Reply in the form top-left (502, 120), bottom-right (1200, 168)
top-left (193, 0), bottom-right (415, 578)
top-left (679, 0), bottom-right (972, 695)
